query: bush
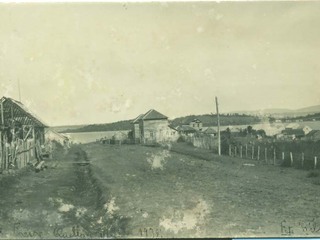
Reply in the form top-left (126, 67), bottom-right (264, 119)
top-left (307, 170), bottom-right (320, 178)
top-left (177, 136), bottom-right (185, 143)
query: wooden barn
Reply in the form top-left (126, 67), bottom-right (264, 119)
top-left (132, 109), bottom-right (178, 144)
top-left (0, 96), bottom-right (48, 171)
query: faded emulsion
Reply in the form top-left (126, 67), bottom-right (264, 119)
top-left (1, 1), bottom-right (320, 239)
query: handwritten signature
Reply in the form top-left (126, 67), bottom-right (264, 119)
top-left (281, 218), bottom-right (320, 236)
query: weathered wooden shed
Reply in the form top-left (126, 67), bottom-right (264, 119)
top-left (0, 96), bottom-right (48, 171)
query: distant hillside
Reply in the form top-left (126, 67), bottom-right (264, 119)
top-left (295, 105), bottom-right (320, 113)
top-left (280, 112), bottom-right (320, 122)
top-left (60, 120), bottom-right (132, 133)
top-left (170, 113), bottom-right (261, 127)
top-left (50, 124), bottom-right (87, 133)
top-left (229, 104), bottom-right (320, 117)
top-left (59, 113), bottom-right (261, 133)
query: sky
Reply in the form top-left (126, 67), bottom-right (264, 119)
top-left (0, 2), bottom-right (319, 126)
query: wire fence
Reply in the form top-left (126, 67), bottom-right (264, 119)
top-left (227, 142), bottom-right (320, 170)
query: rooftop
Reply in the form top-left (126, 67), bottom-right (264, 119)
top-left (0, 96), bottom-right (48, 128)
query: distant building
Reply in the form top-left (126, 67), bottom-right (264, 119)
top-left (281, 128), bottom-right (305, 140)
top-left (201, 127), bottom-right (217, 136)
top-left (176, 125), bottom-right (197, 135)
top-left (45, 129), bottom-right (69, 147)
top-left (303, 130), bottom-right (320, 141)
top-left (132, 109), bottom-right (178, 144)
top-left (188, 119), bottom-right (203, 131)
top-left (300, 125), bottom-right (312, 135)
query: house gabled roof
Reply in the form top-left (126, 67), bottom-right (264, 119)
top-left (177, 125), bottom-right (197, 133)
top-left (282, 128), bottom-right (305, 136)
top-left (142, 109), bottom-right (168, 120)
top-left (306, 130), bottom-right (320, 137)
top-left (190, 118), bottom-right (202, 124)
top-left (45, 129), bottom-right (68, 140)
top-left (132, 114), bottom-right (144, 124)
top-left (168, 125), bottom-right (178, 131)
top-left (203, 127), bottom-right (217, 134)
top-left (0, 96), bottom-right (48, 127)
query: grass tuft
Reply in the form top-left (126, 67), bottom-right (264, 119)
top-left (307, 170), bottom-right (320, 178)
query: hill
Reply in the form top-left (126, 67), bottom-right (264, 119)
top-left (60, 120), bottom-right (132, 133)
top-left (229, 104), bottom-right (320, 117)
top-left (170, 113), bottom-right (261, 127)
top-left (50, 124), bottom-right (87, 133)
top-left (280, 112), bottom-right (320, 122)
top-left (295, 105), bottom-right (320, 114)
top-left (60, 113), bottom-right (261, 133)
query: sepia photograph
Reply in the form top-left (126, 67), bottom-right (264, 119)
top-left (0, 1), bottom-right (320, 238)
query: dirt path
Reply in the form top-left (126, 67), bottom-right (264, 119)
top-left (0, 146), bottom-right (128, 239)
top-left (1, 143), bottom-right (320, 238)
top-left (83, 142), bottom-right (320, 238)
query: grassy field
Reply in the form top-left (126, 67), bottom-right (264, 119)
top-left (83, 142), bottom-right (320, 238)
top-left (1, 142), bottom-right (320, 238)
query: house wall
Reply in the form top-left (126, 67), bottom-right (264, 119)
top-left (311, 132), bottom-right (320, 141)
top-left (35, 127), bottom-right (45, 145)
top-left (141, 119), bottom-right (177, 143)
top-left (133, 123), bottom-right (140, 141)
top-left (302, 126), bottom-right (312, 135)
top-left (189, 121), bottom-right (203, 130)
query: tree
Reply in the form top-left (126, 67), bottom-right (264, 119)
top-left (247, 125), bottom-right (253, 135)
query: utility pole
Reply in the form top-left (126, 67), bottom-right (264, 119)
top-left (18, 79), bottom-right (22, 102)
top-left (1, 99), bottom-right (4, 126)
top-left (215, 96), bottom-right (221, 156)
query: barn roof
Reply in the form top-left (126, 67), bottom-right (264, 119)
top-left (142, 109), bottom-right (168, 120)
top-left (0, 96), bottom-right (48, 128)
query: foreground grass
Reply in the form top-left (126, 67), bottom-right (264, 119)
top-left (83, 142), bottom-right (320, 238)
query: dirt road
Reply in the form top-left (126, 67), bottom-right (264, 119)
top-left (0, 143), bottom-right (320, 238)
top-left (0, 146), bottom-right (128, 239)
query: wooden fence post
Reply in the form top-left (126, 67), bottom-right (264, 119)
top-left (273, 149), bottom-right (276, 165)
top-left (5, 145), bottom-right (8, 170)
top-left (265, 148), bottom-right (267, 163)
top-left (290, 152), bottom-right (293, 167)
top-left (257, 146), bottom-right (260, 161)
top-left (252, 146), bottom-right (254, 159)
top-left (229, 145), bottom-right (231, 156)
top-left (234, 146), bottom-right (237, 157)
top-left (302, 153), bottom-right (304, 168)
top-left (314, 156), bottom-right (318, 170)
top-left (282, 152), bottom-right (284, 161)
top-left (0, 131), bottom-right (2, 170)
top-left (240, 146), bottom-right (243, 158)
top-left (245, 144), bottom-right (248, 158)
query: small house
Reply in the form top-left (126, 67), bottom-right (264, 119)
top-left (45, 129), bottom-right (70, 147)
top-left (281, 128), bottom-right (305, 140)
top-left (176, 125), bottom-right (197, 136)
top-left (189, 118), bottom-right (203, 131)
top-left (201, 127), bottom-right (217, 136)
top-left (132, 109), bottom-right (178, 144)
